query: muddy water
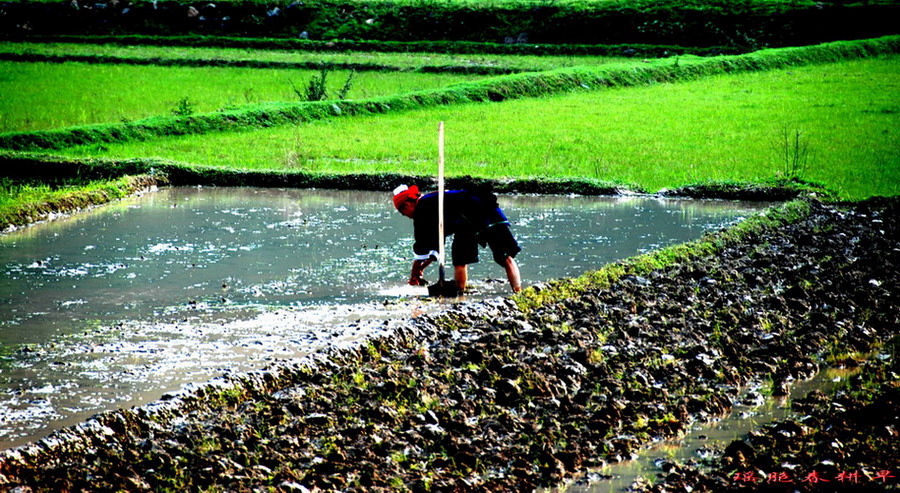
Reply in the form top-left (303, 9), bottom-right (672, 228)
top-left (0, 187), bottom-right (770, 448)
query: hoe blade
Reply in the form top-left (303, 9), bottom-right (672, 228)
top-left (427, 279), bottom-right (461, 297)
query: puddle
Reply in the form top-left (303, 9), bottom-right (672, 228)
top-left (0, 187), bottom-right (771, 448)
top-left (555, 369), bottom-right (850, 492)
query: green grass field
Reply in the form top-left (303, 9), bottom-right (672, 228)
top-left (0, 60), bottom-right (479, 132)
top-left (56, 56), bottom-right (900, 200)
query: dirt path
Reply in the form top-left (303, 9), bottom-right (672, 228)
top-left (0, 197), bottom-right (897, 491)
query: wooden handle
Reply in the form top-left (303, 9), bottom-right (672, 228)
top-left (437, 122), bottom-right (445, 274)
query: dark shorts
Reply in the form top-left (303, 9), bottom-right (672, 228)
top-left (452, 222), bottom-right (521, 267)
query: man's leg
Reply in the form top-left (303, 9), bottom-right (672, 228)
top-left (452, 232), bottom-right (478, 293)
top-left (454, 265), bottom-right (468, 292)
top-left (484, 223), bottom-right (522, 294)
top-left (504, 256), bottom-right (521, 293)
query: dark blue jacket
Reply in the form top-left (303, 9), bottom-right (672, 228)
top-left (412, 190), bottom-right (507, 260)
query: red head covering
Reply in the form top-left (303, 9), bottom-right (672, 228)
top-left (392, 185), bottom-right (420, 211)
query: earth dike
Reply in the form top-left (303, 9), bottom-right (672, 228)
top-left (0, 196), bottom-right (897, 491)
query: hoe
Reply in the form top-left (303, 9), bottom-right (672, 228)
top-left (428, 122), bottom-right (462, 298)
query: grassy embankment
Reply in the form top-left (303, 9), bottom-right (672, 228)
top-left (0, 175), bottom-right (164, 230)
top-left (0, 47), bottom-right (483, 227)
top-left (3, 0), bottom-right (877, 5)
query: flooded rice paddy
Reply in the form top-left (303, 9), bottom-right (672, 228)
top-left (0, 187), bottom-right (771, 448)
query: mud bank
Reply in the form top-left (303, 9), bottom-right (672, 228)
top-left (0, 197), bottom-right (897, 491)
top-left (0, 174), bottom-right (165, 232)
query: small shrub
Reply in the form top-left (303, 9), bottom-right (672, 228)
top-left (772, 126), bottom-right (812, 180)
top-left (336, 70), bottom-right (356, 100)
top-left (171, 97), bottom-right (195, 117)
top-left (305, 67), bottom-right (329, 101)
top-left (243, 87), bottom-right (256, 104)
top-left (289, 68), bottom-right (356, 102)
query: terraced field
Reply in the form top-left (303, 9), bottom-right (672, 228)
top-left (49, 55), bottom-right (900, 200)
top-left (0, 32), bottom-right (898, 492)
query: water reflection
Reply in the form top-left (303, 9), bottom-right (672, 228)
top-left (0, 187), bottom-right (771, 448)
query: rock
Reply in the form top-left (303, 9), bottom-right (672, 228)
top-left (496, 379), bottom-right (522, 405)
top-left (303, 413), bottom-right (331, 426)
top-left (723, 439), bottom-right (755, 468)
top-left (279, 482), bottom-right (311, 492)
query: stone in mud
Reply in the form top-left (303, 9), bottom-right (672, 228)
top-left (302, 413), bottom-right (331, 426)
top-left (722, 439), bottom-right (755, 469)
top-left (771, 379), bottom-right (791, 397)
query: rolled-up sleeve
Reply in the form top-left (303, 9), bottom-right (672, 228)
top-left (413, 250), bottom-right (439, 261)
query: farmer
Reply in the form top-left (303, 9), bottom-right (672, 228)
top-left (392, 184), bottom-right (522, 293)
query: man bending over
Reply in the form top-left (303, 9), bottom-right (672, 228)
top-left (392, 184), bottom-right (522, 293)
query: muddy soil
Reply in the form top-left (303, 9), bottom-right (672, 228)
top-left (0, 197), bottom-right (897, 491)
top-left (631, 353), bottom-right (899, 492)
